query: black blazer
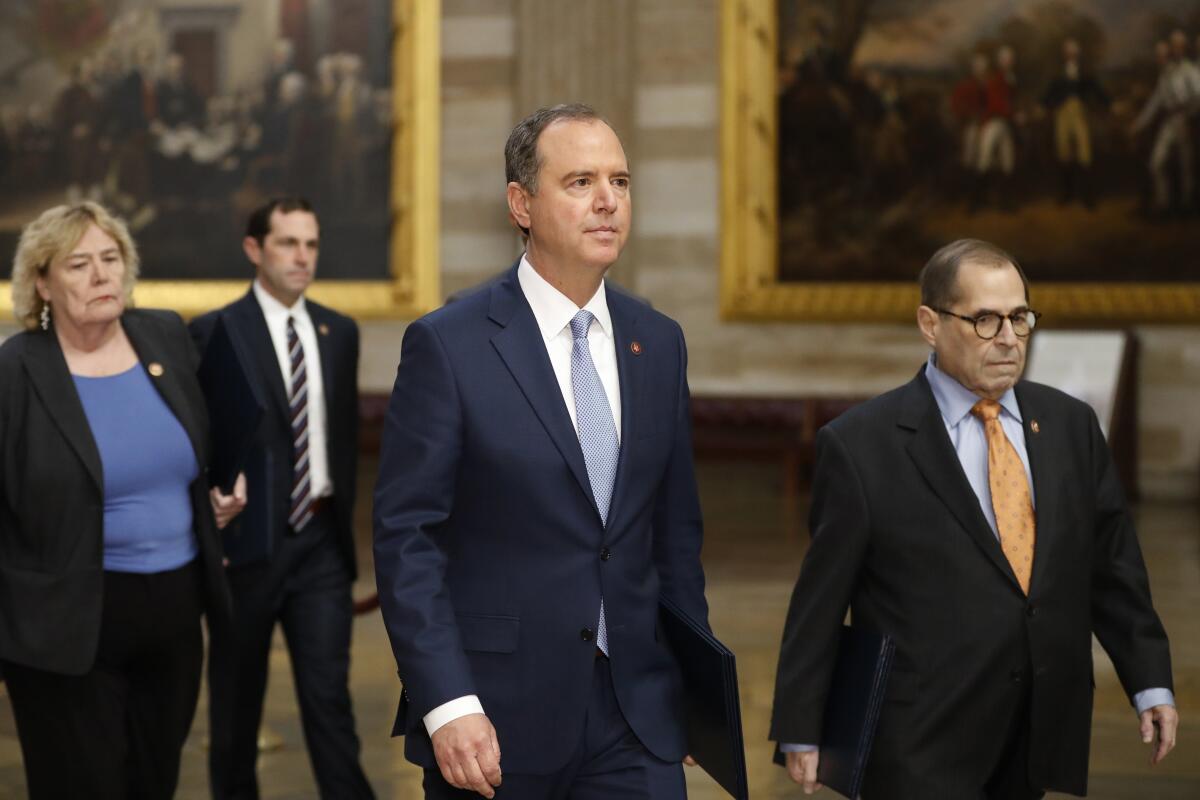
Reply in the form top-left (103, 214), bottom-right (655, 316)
top-left (190, 290), bottom-right (360, 575)
top-left (770, 370), bottom-right (1172, 798)
top-left (0, 309), bottom-right (231, 675)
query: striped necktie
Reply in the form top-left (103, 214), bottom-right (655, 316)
top-left (287, 316), bottom-right (315, 531)
top-left (570, 310), bottom-right (619, 655)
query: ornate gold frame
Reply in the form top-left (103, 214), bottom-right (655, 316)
top-left (719, 0), bottom-right (1200, 323)
top-left (1, 0), bottom-right (439, 322)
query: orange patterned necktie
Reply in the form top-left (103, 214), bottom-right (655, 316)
top-left (971, 399), bottom-right (1036, 594)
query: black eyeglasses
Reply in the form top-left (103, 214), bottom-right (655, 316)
top-left (930, 307), bottom-right (1041, 340)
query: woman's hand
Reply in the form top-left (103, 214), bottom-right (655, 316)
top-left (209, 472), bottom-right (247, 530)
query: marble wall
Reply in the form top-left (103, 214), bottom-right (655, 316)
top-left (421, 0), bottom-right (1199, 500)
top-left (4, 0), bottom-right (1195, 499)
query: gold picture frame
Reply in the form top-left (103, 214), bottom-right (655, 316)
top-left (719, 0), bottom-right (1200, 324)
top-left (1, 0), bottom-right (439, 322)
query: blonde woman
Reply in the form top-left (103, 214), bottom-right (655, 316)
top-left (0, 202), bottom-right (242, 798)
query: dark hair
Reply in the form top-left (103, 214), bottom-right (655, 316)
top-left (245, 196), bottom-right (315, 244)
top-left (919, 238), bottom-right (1029, 309)
top-left (504, 103), bottom-right (608, 194)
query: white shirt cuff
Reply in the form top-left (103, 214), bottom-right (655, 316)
top-left (779, 743), bottom-right (818, 752)
top-left (1133, 688), bottom-right (1175, 716)
top-left (423, 694), bottom-right (485, 737)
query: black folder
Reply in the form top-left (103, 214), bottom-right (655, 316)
top-left (658, 596), bottom-right (748, 800)
top-left (773, 626), bottom-right (895, 799)
top-left (196, 314), bottom-right (265, 494)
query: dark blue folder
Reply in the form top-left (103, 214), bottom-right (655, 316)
top-left (196, 313), bottom-right (265, 494)
top-left (774, 626), bottom-right (895, 799)
top-left (658, 596), bottom-right (749, 800)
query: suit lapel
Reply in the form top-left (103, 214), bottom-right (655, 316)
top-left (900, 373), bottom-right (1023, 593)
top-left (21, 330), bottom-right (104, 492)
top-left (309, 302), bottom-right (337, 430)
top-left (123, 312), bottom-right (207, 465)
top-left (1015, 383), bottom-right (1056, 596)
top-left (605, 289), bottom-right (644, 530)
top-left (229, 290), bottom-right (290, 420)
top-left (488, 268), bottom-right (598, 519)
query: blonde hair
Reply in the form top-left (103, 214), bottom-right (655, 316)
top-left (10, 202), bottom-right (140, 330)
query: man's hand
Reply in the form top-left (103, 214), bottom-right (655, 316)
top-left (1140, 704), bottom-right (1179, 765)
top-left (209, 472), bottom-right (247, 530)
top-left (785, 749), bottom-right (822, 795)
top-left (431, 713), bottom-right (502, 798)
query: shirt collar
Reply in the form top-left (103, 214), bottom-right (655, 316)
top-left (253, 279), bottom-right (308, 326)
top-left (924, 353), bottom-right (1022, 428)
top-left (516, 253), bottom-right (612, 342)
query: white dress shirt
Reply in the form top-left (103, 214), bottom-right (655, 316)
top-left (252, 280), bottom-right (333, 499)
top-left (422, 254), bottom-right (622, 737)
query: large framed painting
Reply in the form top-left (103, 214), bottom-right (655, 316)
top-left (721, 0), bottom-right (1200, 322)
top-left (0, 0), bottom-right (438, 319)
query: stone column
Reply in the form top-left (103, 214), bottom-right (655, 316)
top-left (514, 0), bottom-right (635, 136)
top-left (514, 0), bottom-right (637, 285)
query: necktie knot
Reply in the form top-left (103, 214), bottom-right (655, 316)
top-left (570, 310), bottom-right (594, 341)
top-left (971, 398), bottom-right (1002, 422)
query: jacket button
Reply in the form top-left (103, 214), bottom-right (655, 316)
top-left (600, 547), bottom-right (611, 561)
top-left (1010, 669), bottom-right (1023, 683)
top-left (580, 627), bottom-right (594, 642)
top-left (1026, 604), bottom-right (1037, 618)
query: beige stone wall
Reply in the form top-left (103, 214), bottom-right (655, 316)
top-left (6, 0), bottom-right (1195, 499)
top-left (427, 0), bottom-right (1199, 500)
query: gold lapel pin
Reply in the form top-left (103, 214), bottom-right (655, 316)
top-left (147, 362), bottom-right (164, 377)
top-left (630, 341), bottom-right (643, 355)
top-left (1030, 420), bottom-right (1040, 434)
top-left (318, 323), bottom-right (330, 336)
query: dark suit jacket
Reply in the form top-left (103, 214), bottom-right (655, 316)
top-left (190, 290), bottom-right (360, 576)
top-left (769, 370), bottom-right (1173, 797)
top-left (0, 309), bottom-right (231, 675)
top-left (373, 265), bottom-right (710, 774)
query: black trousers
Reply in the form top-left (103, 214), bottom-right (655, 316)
top-left (207, 508), bottom-right (373, 799)
top-left (423, 656), bottom-right (687, 800)
top-left (3, 560), bottom-right (203, 800)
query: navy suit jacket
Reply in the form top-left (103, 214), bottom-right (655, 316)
top-left (373, 264), bottom-right (709, 774)
top-left (190, 290), bottom-right (360, 576)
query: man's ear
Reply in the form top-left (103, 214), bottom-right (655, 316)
top-left (506, 182), bottom-right (532, 232)
top-left (916, 305), bottom-right (939, 348)
top-left (242, 236), bottom-right (263, 267)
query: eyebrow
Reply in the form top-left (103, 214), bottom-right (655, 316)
top-left (68, 247), bottom-right (120, 259)
top-left (561, 169), bottom-right (631, 181)
top-left (969, 305), bottom-right (1031, 316)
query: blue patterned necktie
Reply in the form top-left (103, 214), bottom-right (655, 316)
top-left (570, 309), bottom-right (619, 656)
top-left (287, 316), bottom-right (314, 531)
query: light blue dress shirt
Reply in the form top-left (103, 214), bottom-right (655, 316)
top-left (781, 355), bottom-right (1172, 754)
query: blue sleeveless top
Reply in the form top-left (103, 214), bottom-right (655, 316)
top-left (73, 364), bottom-right (199, 573)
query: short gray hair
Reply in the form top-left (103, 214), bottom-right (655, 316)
top-left (504, 103), bottom-right (606, 193)
top-left (10, 202), bottom-right (140, 330)
top-left (919, 238), bottom-right (1028, 310)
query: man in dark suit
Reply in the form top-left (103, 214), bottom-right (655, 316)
top-left (191, 197), bottom-right (373, 799)
top-left (373, 103), bottom-right (710, 799)
top-left (770, 239), bottom-right (1178, 799)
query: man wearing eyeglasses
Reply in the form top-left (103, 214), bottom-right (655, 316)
top-left (770, 238), bottom-right (1177, 799)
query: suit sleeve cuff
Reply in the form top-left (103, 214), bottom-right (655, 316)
top-left (423, 695), bottom-right (485, 737)
top-left (1133, 688), bottom-right (1175, 716)
top-left (779, 743), bottom-right (819, 752)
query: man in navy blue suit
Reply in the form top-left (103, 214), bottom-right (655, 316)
top-left (373, 103), bottom-right (710, 798)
